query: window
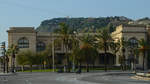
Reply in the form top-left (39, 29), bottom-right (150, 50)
top-left (18, 37), bottom-right (29, 48)
top-left (128, 37), bottom-right (138, 48)
top-left (37, 42), bottom-right (46, 51)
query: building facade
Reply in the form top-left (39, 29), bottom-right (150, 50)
top-left (111, 24), bottom-right (150, 69)
top-left (7, 25), bottom-right (150, 69)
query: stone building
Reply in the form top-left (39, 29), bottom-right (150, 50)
top-left (7, 24), bottom-right (150, 69)
top-left (7, 27), bottom-right (73, 68)
top-left (111, 24), bottom-right (150, 69)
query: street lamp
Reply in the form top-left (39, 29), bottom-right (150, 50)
top-left (72, 31), bottom-right (77, 72)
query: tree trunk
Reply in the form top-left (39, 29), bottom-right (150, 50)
top-left (48, 58), bottom-right (51, 69)
top-left (66, 44), bottom-right (70, 72)
top-left (104, 42), bottom-right (107, 72)
top-left (12, 56), bottom-right (15, 73)
top-left (22, 65), bottom-right (24, 72)
top-left (30, 65), bottom-right (32, 72)
top-left (92, 62), bottom-right (95, 71)
top-left (6, 59), bottom-right (9, 73)
top-left (79, 60), bottom-right (82, 70)
top-left (86, 62), bottom-right (89, 72)
top-left (143, 51), bottom-right (145, 71)
top-left (123, 53), bottom-right (125, 71)
top-left (104, 54), bottom-right (107, 72)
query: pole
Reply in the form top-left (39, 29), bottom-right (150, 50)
top-left (72, 31), bottom-right (76, 72)
top-left (2, 42), bottom-right (6, 73)
top-left (3, 54), bottom-right (5, 73)
top-left (12, 51), bottom-right (15, 73)
top-left (72, 56), bottom-right (75, 72)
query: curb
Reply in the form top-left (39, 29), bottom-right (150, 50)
top-left (136, 73), bottom-right (150, 77)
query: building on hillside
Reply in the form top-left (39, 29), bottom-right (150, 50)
top-left (7, 25), bottom-right (150, 69)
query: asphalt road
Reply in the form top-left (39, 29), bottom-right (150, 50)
top-left (0, 72), bottom-right (149, 84)
top-left (80, 72), bottom-right (150, 84)
top-left (0, 72), bottom-right (89, 84)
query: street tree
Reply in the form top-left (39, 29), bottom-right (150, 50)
top-left (119, 37), bottom-right (129, 71)
top-left (8, 44), bottom-right (19, 73)
top-left (79, 34), bottom-right (98, 72)
top-left (138, 38), bottom-right (148, 70)
top-left (55, 23), bottom-right (72, 72)
top-left (96, 28), bottom-right (112, 72)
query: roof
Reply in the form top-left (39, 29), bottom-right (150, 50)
top-left (7, 27), bottom-right (36, 33)
top-left (122, 24), bottom-right (146, 27)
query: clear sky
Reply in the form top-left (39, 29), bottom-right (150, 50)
top-left (0, 0), bottom-right (150, 45)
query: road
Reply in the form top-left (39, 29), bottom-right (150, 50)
top-left (0, 72), bottom-right (149, 84)
top-left (0, 72), bottom-right (89, 84)
top-left (81, 72), bottom-right (150, 84)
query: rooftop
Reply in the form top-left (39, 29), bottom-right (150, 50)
top-left (7, 27), bottom-right (36, 33)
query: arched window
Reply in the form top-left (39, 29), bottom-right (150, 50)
top-left (37, 42), bottom-right (46, 51)
top-left (18, 37), bottom-right (29, 48)
top-left (128, 37), bottom-right (138, 48)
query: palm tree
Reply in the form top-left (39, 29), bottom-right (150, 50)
top-left (40, 43), bottom-right (52, 69)
top-left (70, 32), bottom-right (80, 72)
top-left (96, 28), bottom-right (112, 72)
top-left (132, 48), bottom-right (139, 72)
top-left (55, 23), bottom-right (71, 72)
top-left (138, 38), bottom-right (148, 71)
top-left (110, 41), bottom-right (120, 56)
top-left (8, 44), bottom-right (19, 73)
top-left (79, 34), bottom-right (98, 72)
top-left (5, 49), bottom-right (12, 73)
top-left (71, 46), bottom-right (82, 70)
top-left (119, 37), bottom-right (128, 71)
top-left (109, 41), bottom-right (120, 64)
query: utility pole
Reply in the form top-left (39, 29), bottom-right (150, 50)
top-left (72, 31), bottom-right (77, 72)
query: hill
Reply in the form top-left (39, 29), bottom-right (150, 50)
top-left (36, 16), bottom-right (132, 33)
top-left (136, 17), bottom-right (150, 25)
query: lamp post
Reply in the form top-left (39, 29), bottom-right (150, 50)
top-left (72, 31), bottom-right (77, 72)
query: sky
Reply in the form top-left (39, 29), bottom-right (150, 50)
top-left (0, 0), bottom-right (150, 46)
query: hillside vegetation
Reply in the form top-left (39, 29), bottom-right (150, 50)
top-left (36, 16), bottom-right (150, 33)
